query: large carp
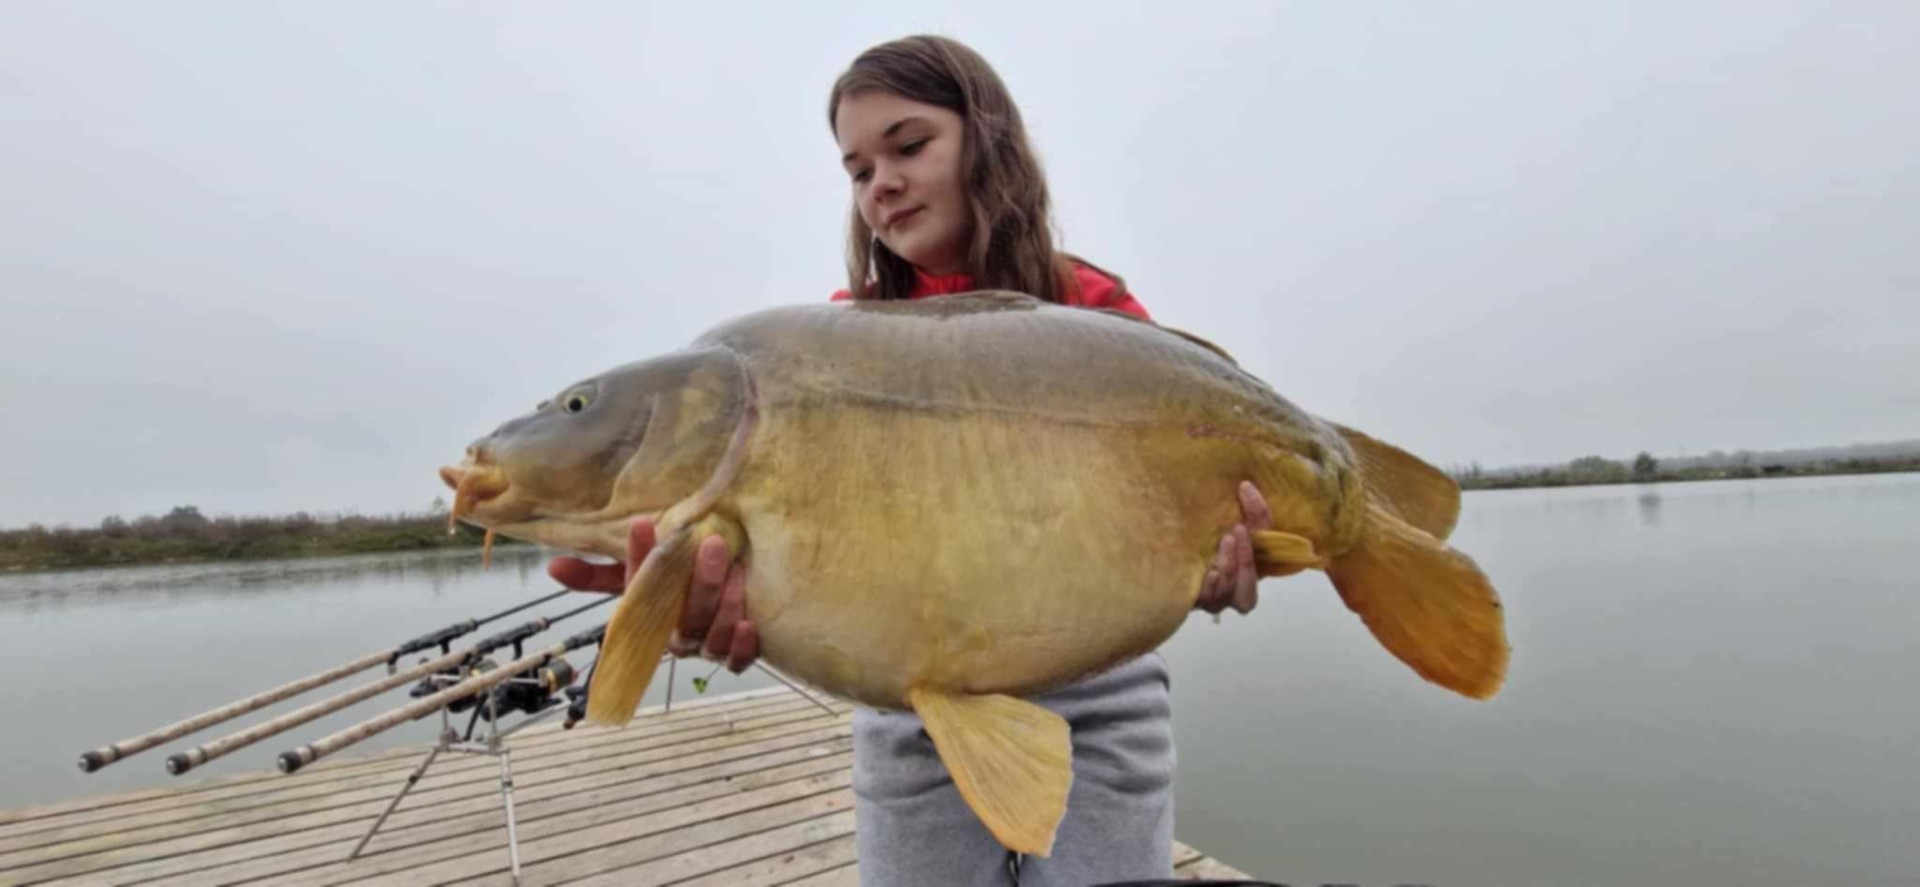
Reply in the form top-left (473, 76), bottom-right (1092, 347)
top-left (441, 292), bottom-right (1509, 855)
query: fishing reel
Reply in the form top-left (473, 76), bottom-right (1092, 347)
top-left (408, 657), bottom-right (497, 714)
top-left (478, 658), bottom-right (577, 722)
top-left (562, 664), bottom-right (594, 729)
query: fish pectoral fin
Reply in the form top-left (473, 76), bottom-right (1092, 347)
top-left (1327, 502), bottom-right (1509, 700)
top-left (585, 514), bottom-right (744, 726)
top-left (1251, 530), bottom-right (1321, 577)
top-left (907, 687), bottom-right (1072, 857)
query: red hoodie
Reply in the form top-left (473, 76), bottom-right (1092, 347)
top-left (830, 262), bottom-right (1152, 320)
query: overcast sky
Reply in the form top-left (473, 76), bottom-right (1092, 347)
top-left (3, 2), bottom-right (1915, 527)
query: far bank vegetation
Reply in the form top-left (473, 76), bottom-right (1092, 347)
top-left (1452, 439), bottom-right (1920, 491)
top-left (0, 498), bottom-right (516, 572)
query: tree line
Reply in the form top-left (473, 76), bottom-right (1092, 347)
top-left (0, 499), bottom-right (514, 572)
top-left (1451, 449), bottom-right (1920, 491)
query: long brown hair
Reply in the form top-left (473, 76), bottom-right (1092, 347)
top-left (828, 35), bottom-right (1119, 303)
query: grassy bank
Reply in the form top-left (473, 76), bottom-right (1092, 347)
top-left (0, 506), bottom-right (519, 573)
top-left (1454, 455), bottom-right (1920, 491)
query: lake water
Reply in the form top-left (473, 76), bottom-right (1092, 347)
top-left (2, 474), bottom-right (1916, 885)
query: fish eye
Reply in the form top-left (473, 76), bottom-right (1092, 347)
top-left (563, 391), bottom-right (592, 414)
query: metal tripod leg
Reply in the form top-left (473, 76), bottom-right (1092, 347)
top-left (664, 655), bottom-right (676, 713)
top-left (755, 662), bottom-right (838, 718)
top-left (350, 744), bottom-right (441, 860)
top-left (498, 747), bottom-right (523, 883)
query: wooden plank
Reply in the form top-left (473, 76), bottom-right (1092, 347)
top-left (3, 686), bottom-right (795, 829)
top-left (66, 730), bottom-right (850, 886)
top-left (557, 809), bottom-right (859, 887)
top-left (0, 686), bottom-right (798, 833)
top-left (0, 690), bottom-right (811, 844)
top-left (1, 685), bottom-right (1266, 887)
top-left (1, 700), bottom-right (840, 868)
top-left (2, 713), bottom-right (850, 884)
top-left (333, 783), bottom-right (855, 886)
top-left (1177, 854), bottom-right (1254, 879)
top-left (642, 833), bottom-right (860, 887)
top-left (782, 864), bottom-right (860, 887)
top-left (143, 754), bottom-right (856, 887)
top-left (50, 735), bottom-right (855, 886)
top-left (1171, 841), bottom-right (1204, 868)
top-left (2, 700), bottom-right (826, 869)
top-left (0, 687), bottom-right (802, 844)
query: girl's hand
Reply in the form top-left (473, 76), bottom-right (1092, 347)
top-left (1196, 481), bottom-right (1274, 616)
top-left (547, 518), bottom-right (760, 673)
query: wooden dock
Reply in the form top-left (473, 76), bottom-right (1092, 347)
top-left (1, 685), bottom-right (1252, 886)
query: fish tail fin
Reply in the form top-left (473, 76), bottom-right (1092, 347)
top-left (908, 687), bottom-right (1073, 857)
top-left (1325, 502), bottom-right (1509, 700)
top-left (585, 515), bottom-right (743, 726)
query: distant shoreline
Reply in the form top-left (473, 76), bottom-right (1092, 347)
top-left (0, 509), bottom-right (529, 575)
top-left (0, 538), bottom-right (534, 575)
top-left (1455, 459), bottom-right (1920, 491)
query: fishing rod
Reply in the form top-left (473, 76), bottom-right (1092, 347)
top-left (277, 622), bottom-right (608, 774)
top-left (164, 594), bottom-right (613, 776)
top-left (77, 588), bottom-right (576, 773)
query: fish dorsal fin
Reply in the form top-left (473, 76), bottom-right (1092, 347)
top-left (1083, 308), bottom-right (1243, 366)
top-left (907, 687), bottom-right (1073, 857)
top-left (1332, 422), bottom-right (1462, 541)
top-left (1164, 326), bottom-right (1240, 365)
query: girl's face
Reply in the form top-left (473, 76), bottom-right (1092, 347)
top-left (835, 90), bottom-right (971, 276)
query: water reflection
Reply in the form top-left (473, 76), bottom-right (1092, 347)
top-left (1637, 487), bottom-right (1663, 527)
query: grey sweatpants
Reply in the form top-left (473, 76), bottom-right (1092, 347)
top-left (851, 654), bottom-right (1176, 887)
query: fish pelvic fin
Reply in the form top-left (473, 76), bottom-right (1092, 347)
top-left (585, 514), bottom-right (744, 726)
top-left (1327, 502), bottom-right (1509, 700)
top-left (1333, 422), bottom-right (1462, 540)
top-left (907, 687), bottom-right (1072, 857)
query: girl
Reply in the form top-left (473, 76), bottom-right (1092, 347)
top-left (552, 34), bottom-right (1273, 886)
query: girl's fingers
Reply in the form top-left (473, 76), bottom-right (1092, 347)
top-left (675, 537), bottom-right (731, 654)
top-left (1231, 524), bottom-right (1258, 614)
top-left (547, 557), bottom-right (626, 594)
top-left (1198, 568), bottom-right (1223, 613)
top-left (692, 534), bottom-right (731, 587)
top-left (1239, 481), bottom-right (1274, 531)
top-left (1198, 535), bottom-right (1235, 613)
top-left (623, 518), bottom-right (658, 584)
top-left (726, 621), bottom-right (760, 674)
top-left (703, 564), bottom-right (750, 662)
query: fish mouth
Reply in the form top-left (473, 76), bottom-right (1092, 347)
top-left (440, 463), bottom-right (511, 530)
